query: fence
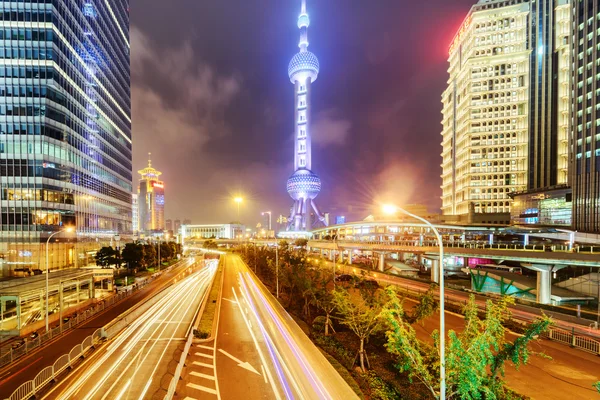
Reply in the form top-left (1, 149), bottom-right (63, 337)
top-left (543, 327), bottom-right (600, 355)
top-left (0, 262), bottom-right (174, 368)
top-left (6, 328), bottom-right (103, 400)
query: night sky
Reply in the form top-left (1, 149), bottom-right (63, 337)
top-left (130, 0), bottom-right (476, 227)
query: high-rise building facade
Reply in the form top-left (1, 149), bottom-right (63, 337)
top-left (165, 219), bottom-right (172, 232)
top-left (285, 0), bottom-right (327, 234)
top-left (0, 1), bottom-right (132, 275)
top-left (138, 156), bottom-right (164, 233)
top-left (174, 219), bottom-right (181, 234)
top-left (441, 0), bottom-right (570, 218)
top-left (571, 0), bottom-right (600, 232)
top-left (132, 194), bottom-right (139, 234)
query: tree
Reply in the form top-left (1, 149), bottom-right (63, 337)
top-left (313, 280), bottom-right (337, 336)
top-left (203, 239), bottom-right (218, 249)
top-left (294, 238), bottom-right (308, 248)
top-left (331, 286), bottom-right (385, 372)
top-left (95, 246), bottom-right (117, 268)
top-left (121, 242), bottom-right (144, 270)
top-left (380, 288), bottom-right (553, 399)
top-left (142, 244), bottom-right (156, 268)
top-left (594, 382), bottom-right (600, 393)
top-left (160, 242), bottom-right (172, 262)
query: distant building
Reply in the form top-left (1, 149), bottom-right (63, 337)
top-left (183, 219), bottom-right (191, 225)
top-left (138, 155), bottom-right (165, 233)
top-left (182, 224), bottom-right (245, 240)
top-left (132, 194), bottom-right (139, 234)
top-left (509, 186), bottom-right (572, 227)
top-left (571, 0), bottom-right (600, 232)
top-left (261, 212), bottom-right (272, 231)
top-left (174, 219), bottom-right (181, 234)
top-left (335, 215), bottom-right (346, 225)
top-left (166, 219), bottom-right (173, 231)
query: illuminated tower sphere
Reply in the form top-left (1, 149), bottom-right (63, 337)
top-left (286, 0), bottom-right (327, 233)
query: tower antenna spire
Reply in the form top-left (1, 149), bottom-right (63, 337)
top-left (148, 152), bottom-right (152, 168)
top-left (298, 0), bottom-right (310, 51)
top-left (285, 0), bottom-right (327, 233)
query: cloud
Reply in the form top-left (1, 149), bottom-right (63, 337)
top-left (311, 109), bottom-right (352, 147)
top-left (131, 27), bottom-right (241, 156)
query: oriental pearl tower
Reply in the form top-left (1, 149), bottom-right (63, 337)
top-left (286, 0), bottom-right (327, 233)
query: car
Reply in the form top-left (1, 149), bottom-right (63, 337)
top-left (356, 279), bottom-right (380, 290)
top-left (334, 274), bottom-right (353, 282)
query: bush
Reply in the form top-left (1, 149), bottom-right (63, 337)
top-left (193, 329), bottom-right (209, 339)
top-left (362, 371), bottom-right (401, 400)
top-left (312, 316), bottom-right (327, 334)
top-left (313, 334), bottom-right (354, 370)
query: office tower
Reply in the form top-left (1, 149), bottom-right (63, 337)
top-left (138, 155), bottom-right (164, 233)
top-left (174, 219), bottom-right (181, 234)
top-left (441, 0), bottom-right (570, 219)
top-left (285, 0), bottom-right (327, 233)
top-left (132, 194), bottom-right (139, 234)
top-left (0, 1), bottom-right (132, 275)
top-left (165, 219), bottom-right (173, 232)
top-left (571, 0), bottom-right (600, 232)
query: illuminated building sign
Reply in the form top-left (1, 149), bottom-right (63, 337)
top-left (153, 183), bottom-right (164, 188)
top-left (449, 15), bottom-right (472, 54)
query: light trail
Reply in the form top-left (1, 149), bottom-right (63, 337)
top-left (49, 262), bottom-right (216, 400)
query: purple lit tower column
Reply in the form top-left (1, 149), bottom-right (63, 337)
top-left (286, 0), bottom-right (327, 232)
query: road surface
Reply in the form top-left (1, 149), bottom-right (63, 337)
top-left (176, 254), bottom-right (359, 400)
top-left (0, 258), bottom-right (196, 397)
top-left (43, 260), bottom-right (217, 400)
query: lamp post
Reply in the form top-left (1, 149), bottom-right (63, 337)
top-left (275, 241), bottom-right (279, 298)
top-left (383, 204), bottom-right (446, 399)
top-left (45, 226), bottom-right (74, 332)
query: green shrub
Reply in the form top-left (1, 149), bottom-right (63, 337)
top-left (362, 371), bottom-right (401, 400)
top-left (193, 329), bottom-right (209, 339)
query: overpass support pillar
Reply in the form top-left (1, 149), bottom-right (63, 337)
top-left (529, 264), bottom-right (554, 305)
top-left (347, 251), bottom-right (352, 265)
top-left (338, 250), bottom-right (344, 263)
top-left (431, 259), bottom-right (440, 284)
top-left (379, 253), bottom-right (385, 272)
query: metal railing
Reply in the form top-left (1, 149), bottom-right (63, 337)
top-left (543, 327), bottom-right (600, 356)
top-left (6, 328), bottom-right (103, 400)
top-left (310, 239), bottom-right (600, 254)
top-left (0, 272), bottom-right (161, 368)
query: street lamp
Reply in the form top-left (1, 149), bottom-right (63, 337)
top-left (45, 226), bottom-right (74, 332)
top-left (261, 211), bottom-right (272, 231)
top-left (234, 197), bottom-right (243, 223)
top-left (383, 204), bottom-right (446, 399)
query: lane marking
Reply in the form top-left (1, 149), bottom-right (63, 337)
top-left (192, 361), bottom-right (214, 368)
top-left (190, 371), bottom-right (216, 380)
top-left (261, 364), bottom-right (268, 384)
top-left (183, 397), bottom-right (197, 400)
top-left (0, 356), bottom-right (42, 386)
top-left (187, 382), bottom-right (217, 394)
top-left (194, 352), bottom-right (214, 359)
top-left (196, 344), bottom-right (213, 350)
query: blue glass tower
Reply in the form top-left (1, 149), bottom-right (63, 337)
top-left (0, 1), bottom-right (132, 275)
top-left (286, 0), bottom-right (327, 233)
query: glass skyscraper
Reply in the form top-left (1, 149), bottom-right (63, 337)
top-left (0, 0), bottom-right (131, 276)
top-left (571, 0), bottom-right (600, 232)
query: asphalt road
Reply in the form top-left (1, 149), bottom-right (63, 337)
top-left (176, 254), bottom-right (359, 400)
top-left (0, 258), bottom-right (195, 398)
top-left (42, 260), bottom-right (217, 400)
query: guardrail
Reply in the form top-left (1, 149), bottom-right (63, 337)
top-left (2, 259), bottom-right (190, 400)
top-left (0, 262), bottom-right (180, 368)
top-left (310, 239), bottom-right (600, 254)
top-left (5, 328), bottom-right (103, 400)
top-left (543, 327), bottom-right (600, 356)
